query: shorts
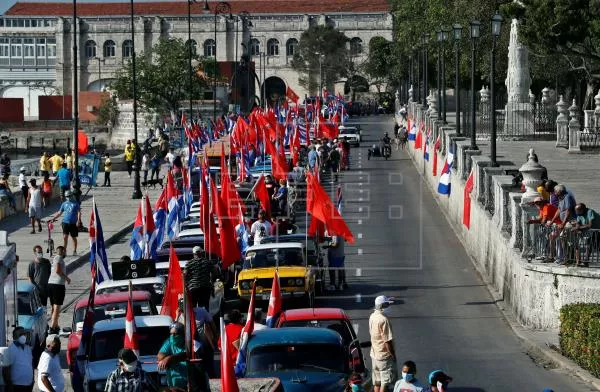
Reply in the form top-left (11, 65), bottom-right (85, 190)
top-left (62, 222), bottom-right (79, 237)
top-left (28, 206), bottom-right (42, 220)
top-left (371, 357), bottom-right (397, 387)
top-left (47, 284), bottom-right (66, 306)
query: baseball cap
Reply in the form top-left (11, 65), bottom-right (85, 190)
top-left (374, 295), bottom-right (394, 309)
top-left (428, 370), bottom-right (452, 385)
top-left (19, 166), bottom-right (26, 172)
top-left (64, 190), bottom-right (72, 197)
top-left (192, 246), bottom-right (202, 254)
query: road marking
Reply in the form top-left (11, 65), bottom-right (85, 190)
top-left (359, 189), bottom-right (363, 194)
top-left (355, 268), bottom-right (362, 276)
top-left (353, 323), bottom-right (359, 334)
top-left (359, 182), bottom-right (363, 186)
top-left (358, 219), bottom-right (363, 225)
top-left (358, 248), bottom-right (363, 255)
top-left (358, 233), bottom-right (363, 239)
top-left (359, 197), bottom-right (363, 202)
top-left (359, 207), bottom-right (363, 212)
top-left (359, 176), bottom-right (363, 180)
top-left (355, 294), bottom-right (362, 303)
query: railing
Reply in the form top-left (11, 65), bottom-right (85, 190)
top-left (579, 126), bottom-right (600, 150)
top-left (527, 224), bottom-right (600, 265)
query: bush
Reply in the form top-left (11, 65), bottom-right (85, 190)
top-left (559, 303), bottom-right (600, 377)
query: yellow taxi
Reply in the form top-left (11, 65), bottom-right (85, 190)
top-left (237, 242), bottom-right (316, 307)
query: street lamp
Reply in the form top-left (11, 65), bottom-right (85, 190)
top-left (187, 0), bottom-right (195, 122)
top-left (130, 0), bottom-right (142, 199)
top-left (71, 0), bottom-right (81, 202)
top-left (453, 23), bottom-right (463, 136)
top-left (212, 1), bottom-right (232, 122)
top-left (436, 30), bottom-right (443, 120)
top-left (469, 19), bottom-right (481, 150)
top-left (490, 11), bottom-right (503, 166)
top-left (93, 57), bottom-right (105, 88)
top-left (413, 46), bottom-right (420, 103)
top-left (421, 33), bottom-right (429, 105)
top-left (233, 11), bottom-right (251, 111)
top-left (441, 28), bottom-right (449, 123)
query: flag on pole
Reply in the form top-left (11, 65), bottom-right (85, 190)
top-left (235, 281), bottom-right (256, 376)
top-left (166, 171), bottom-right (180, 240)
top-left (89, 199), bottom-right (111, 283)
top-left (437, 143), bottom-right (454, 195)
top-left (266, 271), bottom-right (282, 328)
top-left (129, 195), bottom-right (158, 260)
top-left (160, 246), bottom-right (184, 319)
top-left (123, 283), bottom-right (139, 357)
top-left (433, 135), bottom-right (441, 176)
top-left (73, 268), bottom-right (97, 392)
top-left (414, 126), bottom-right (422, 149)
top-left (336, 184), bottom-right (343, 214)
top-left (463, 169), bottom-right (475, 228)
top-left (423, 131), bottom-right (430, 161)
top-left (153, 189), bottom-right (168, 249)
top-left (220, 317), bottom-right (240, 392)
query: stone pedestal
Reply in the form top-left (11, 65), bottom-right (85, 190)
top-left (518, 148), bottom-right (545, 205)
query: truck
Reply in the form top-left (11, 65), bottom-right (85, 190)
top-left (0, 231), bottom-right (18, 391)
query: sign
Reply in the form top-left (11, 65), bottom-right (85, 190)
top-left (78, 154), bottom-right (100, 186)
top-left (111, 260), bottom-right (156, 280)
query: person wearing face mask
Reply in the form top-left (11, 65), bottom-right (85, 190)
top-left (393, 361), bottom-right (424, 392)
top-left (157, 323), bottom-right (188, 390)
top-left (369, 295), bottom-right (397, 392)
top-left (423, 370), bottom-right (452, 392)
top-left (37, 335), bottom-right (64, 392)
top-left (104, 348), bottom-right (158, 392)
top-left (27, 245), bottom-right (51, 308)
top-left (3, 327), bottom-right (34, 392)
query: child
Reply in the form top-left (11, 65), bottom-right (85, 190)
top-left (41, 174), bottom-right (53, 208)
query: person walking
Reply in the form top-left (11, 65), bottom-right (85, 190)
top-left (39, 153), bottom-right (51, 179)
top-left (47, 246), bottom-right (70, 334)
top-left (184, 246), bottom-right (215, 310)
top-left (104, 348), bottom-right (158, 392)
top-left (393, 360), bottom-right (425, 392)
top-left (328, 234), bottom-right (347, 291)
top-left (18, 167), bottom-right (28, 205)
top-left (54, 163), bottom-right (71, 201)
top-left (157, 322), bottom-right (188, 390)
top-left (3, 327), bottom-right (34, 392)
top-left (27, 245), bottom-right (51, 308)
top-left (250, 210), bottom-right (272, 245)
top-left (369, 295), bottom-right (397, 392)
top-left (124, 140), bottom-right (135, 177)
top-left (64, 148), bottom-right (74, 178)
top-left (149, 153), bottom-right (161, 181)
top-left (41, 174), bottom-right (52, 208)
top-left (0, 153), bottom-right (11, 179)
top-left (102, 153), bottom-right (112, 187)
top-left (37, 335), bottom-right (64, 392)
top-left (49, 152), bottom-right (63, 177)
top-left (141, 150), bottom-right (150, 184)
top-left (52, 190), bottom-right (81, 255)
top-left (26, 179), bottom-right (43, 234)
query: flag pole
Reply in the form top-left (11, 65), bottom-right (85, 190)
top-left (92, 197), bottom-right (99, 282)
top-left (141, 196), bottom-right (148, 259)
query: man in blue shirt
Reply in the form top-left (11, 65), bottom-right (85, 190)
top-left (308, 145), bottom-right (318, 170)
top-left (54, 163), bottom-right (71, 201)
top-left (51, 191), bottom-right (81, 256)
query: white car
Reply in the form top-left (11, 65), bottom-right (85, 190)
top-left (83, 315), bottom-right (172, 392)
top-left (339, 126), bottom-right (361, 146)
top-left (96, 277), bottom-right (165, 313)
top-left (177, 228), bottom-right (204, 239)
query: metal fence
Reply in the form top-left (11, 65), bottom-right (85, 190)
top-left (526, 224), bottom-right (600, 265)
top-left (579, 125), bottom-right (600, 150)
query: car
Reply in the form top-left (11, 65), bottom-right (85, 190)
top-left (15, 281), bottom-right (47, 359)
top-left (237, 242), bottom-right (316, 307)
top-left (160, 235), bottom-right (204, 250)
top-left (95, 277), bottom-right (165, 313)
top-left (243, 327), bottom-right (351, 391)
top-left (83, 315), bottom-right (172, 392)
top-left (65, 291), bottom-right (158, 373)
top-left (180, 220), bottom-right (201, 232)
top-left (155, 259), bottom-right (188, 278)
top-left (259, 234), bottom-right (326, 293)
top-left (176, 228), bottom-right (204, 239)
top-left (339, 126), bottom-right (361, 146)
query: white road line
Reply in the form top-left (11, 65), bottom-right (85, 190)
top-left (353, 323), bottom-right (359, 334)
top-left (355, 294), bottom-right (362, 303)
top-left (359, 182), bottom-right (363, 186)
top-left (358, 219), bottom-right (363, 225)
top-left (359, 177), bottom-right (363, 180)
top-left (355, 268), bottom-right (362, 277)
top-left (359, 197), bottom-right (363, 202)
top-left (359, 207), bottom-right (363, 212)
top-left (359, 189), bottom-right (364, 194)
top-left (358, 248), bottom-right (363, 255)
top-left (358, 233), bottom-right (363, 239)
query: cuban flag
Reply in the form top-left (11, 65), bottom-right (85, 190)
top-left (424, 131), bottom-right (430, 161)
top-left (89, 198), bottom-right (111, 284)
top-left (437, 143), bottom-right (455, 195)
top-left (235, 281), bottom-right (256, 376)
top-left (123, 289), bottom-right (139, 357)
top-left (166, 171), bottom-right (180, 240)
top-left (153, 189), bottom-right (167, 249)
top-left (266, 271), bottom-right (282, 328)
top-left (130, 195), bottom-right (158, 260)
top-left (408, 123), bottom-right (417, 141)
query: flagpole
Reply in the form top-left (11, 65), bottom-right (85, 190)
top-left (92, 197), bottom-right (99, 282)
top-left (141, 196), bottom-right (148, 259)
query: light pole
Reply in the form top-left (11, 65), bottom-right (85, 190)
top-left (212, 1), bottom-right (232, 123)
top-left (187, 0), bottom-right (196, 121)
top-left (453, 24), bottom-right (463, 136)
top-left (262, 52), bottom-right (267, 109)
top-left (421, 33), bottom-right (429, 105)
top-left (414, 47), bottom-right (420, 103)
top-left (71, 0), bottom-right (80, 202)
top-left (436, 30), bottom-right (442, 120)
top-left (490, 11), bottom-right (503, 167)
top-left (234, 11), bottom-right (251, 112)
top-left (469, 20), bottom-right (480, 150)
top-left (93, 57), bottom-right (105, 87)
top-left (130, 0), bottom-right (142, 199)
top-left (441, 28), bottom-right (449, 123)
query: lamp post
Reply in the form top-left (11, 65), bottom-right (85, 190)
top-left (414, 47), bottom-right (420, 103)
top-left (130, 0), bottom-right (141, 199)
top-left (71, 0), bottom-right (80, 202)
top-left (453, 24), bottom-right (462, 136)
top-left (233, 11), bottom-right (251, 112)
top-left (441, 28), bottom-right (449, 123)
top-left (212, 1), bottom-right (232, 122)
top-left (436, 30), bottom-right (442, 120)
top-left (93, 57), bottom-right (105, 87)
top-left (469, 19), bottom-right (480, 150)
top-left (490, 11), bottom-right (503, 166)
top-left (262, 52), bottom-right (267, 109)
top-left (408, 52), bottom-right (413, 100)
top-left (187, 0), bottom-right (195, 121)
top-left (421, 33), bottom-right (429, 105)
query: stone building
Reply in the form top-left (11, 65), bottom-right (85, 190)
top-left (0, 0), bottom-right (392, 119)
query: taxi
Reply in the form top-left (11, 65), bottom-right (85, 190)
top-left (237, 242), bottom-right (316, 307)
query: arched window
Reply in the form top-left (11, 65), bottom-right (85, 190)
top-left (286, 38), bottom-right (298, 57)
top-left (249, 38), bottom-right (260, 56)
top-left (85, 40), bottom-right (96, 59)
top-left (122, 40), bottom-right (133, 58)
top-left (186, 39), bottom-right (197, 56)
top-left (103, 40), bottom-right (116, 58)
top-left (350, 37), bottom-right (363, 55)
top-left (267, 38), bottom-right (279, 56)
top-left (203, 39), bottom-right (215, 57)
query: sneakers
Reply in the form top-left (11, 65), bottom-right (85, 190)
top-left (38, 224), bottom-right (42, 232)
top-left (73, 250), bottom-right (78, 256)
top-left (30, 230), bottom-right (36, 234)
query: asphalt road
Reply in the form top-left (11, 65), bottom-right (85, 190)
top-left (318, 115), bottom-right (594, 392)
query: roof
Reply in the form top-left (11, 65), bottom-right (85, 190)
top-left (17, 281), bottom-right (35, 293)
top-left (177, 228), bottom-right (204, 237)
top-left (246, 242), bottom-right (304, 251)
top-left (261, 234), bottom-right (315, 243)
top-left (248, 327), bottom-right (343, 349)
top-left (4, 0), bottom-right (390, 17)
top-left (96, 276), bottom-right (164, 290)
top-left (75, 291), bottom-right (151, 309)
top-left (280, 308), bottom-right (348, 322)
top-left (92, 315), bottom-right (173, 332)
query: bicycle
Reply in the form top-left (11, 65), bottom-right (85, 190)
top-left (44, 220), bottom-right (56, 257)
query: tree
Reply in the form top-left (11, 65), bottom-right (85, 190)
top-left (111, 38), bottom-right (209, 114)
top-left (95, 94), bottom-right (119, 127)
top-left (291, 25), bottom-right (352, 94)
top-left (364, 37), bottom-right (405, 91)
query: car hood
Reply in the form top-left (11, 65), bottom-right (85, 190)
top-left (248, 371), bottom-right (346, 392)
top-left (86, 356), bottom-right (159, 382)
top-left (239, 266), bottom-right (308, 280)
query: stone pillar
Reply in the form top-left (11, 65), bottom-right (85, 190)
top-left (518, 148), bottom-right (545, 205)
top-left (568, 99), bottom-right (581, 153)
top-left (408, 85), bottom-right (414, 104)
top-left (509, 192), bottom-right (524, 250)
top-left (428, 90), bottom-right (438, 132)
top-left (479, 86), bottom-right (490, 135)
top-left (594, 89), bottom-right (600, 128)
top-left (555, 95), bottom-right (569, 148)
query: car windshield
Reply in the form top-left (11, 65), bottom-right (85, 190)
top-left (73, 300), bottom-right (155, 325)
top-left (97, 284), bottom-right (164, 309)
top-left (244, 248), bottom-right (304, 269)
top-left (17, 293), bottom-right (32, 315)
top-left (90, 326), bottom-right (170, 361)
top-left (247, 344), bottom-right (346, 374)
top-left (340, 128), bottom-right (357, 134)
top-left (280, 320), bottom-right (354, 347)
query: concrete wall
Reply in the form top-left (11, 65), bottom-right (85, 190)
top-left (399, 106), bottom-right (600, 330)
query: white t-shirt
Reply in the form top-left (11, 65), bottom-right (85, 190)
top-left (141, 154), bottom-right (150, 171)
top-left (28, 188), bottom-right (42, 209)
top-left (18, 173), bottom-right (27, 188)
top-left (165, 152), bottom-right (176, 166)
top-left (250, 220), bottom-right (272, 244)
top-left (393, 379), bottom-right (425, 392)
top-left (37, 351), bottom-right (64, 392)
top-left (7, 343), bottom-right (33, 386)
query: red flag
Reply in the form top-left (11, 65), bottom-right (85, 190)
top-left (264, 137), bottom-right (288, 181)
top-left (77, 130), bottom-right (89, 156)
top-left (414, 127), bottom-right (422, 149)
top-left (123, 287), bottom-right (139, 357)
top-left (308, 215), bottom-right (325, 242)
top-left (286, 86), bottom-right (299, 103)
top-left (220, 318), bottom-right (240, 392)
top-left (265, 271), bottom-right (281, 327)
top-left (210, 176), bottom-right (241, 269)
top-left (184, 287), bottom-right (197, 361)
top-left (160, 245), bottom-right (184, 319)
top-left (253, 175), bottom-right (271, 218)
top-left (200, 165), bottom-right (221, 257)
top-left (463, 170), bottom-right (475, 229)
top-left (433, 136), bottom-right (441, 176)
top-left (291, 127), bottom-right (301, 167)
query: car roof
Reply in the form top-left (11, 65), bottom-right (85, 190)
top-left (92, 315), bottom-right (173, 332)
top-left (17, 281), bottom-right (36, 293)
top-left (96, 276), bottom-right (164, 290)
top-left (155, 260), bottom-right (188, 269)
top-left (281, 308), bottom-right (348, 322)
top-left (75, 291), bottom-right (152, 309)
top-left (246, 242), bottom-right (304, 251)
top-left (248, 327), bottom-right (342, 349)
top-left (178, 228), bottom-right (204, 237)
top-left (261, 234), bottom-right (315, 244)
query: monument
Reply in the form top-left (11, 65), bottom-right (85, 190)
top-left (503, 18), bottom-right (533, 135)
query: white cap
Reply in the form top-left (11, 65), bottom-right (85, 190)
top-left (374, 295), bottom-right (394, 309)
top-left (192, 246), bottom-right (202, 254)
top-left (19, 166), bottom-right (26, 172)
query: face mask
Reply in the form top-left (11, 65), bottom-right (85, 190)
top-left (437, 381), bottom-right (447, 391)
top-left (170, 334), bottom-right (184, 346)
top-left (123, 360), bottom-right (138, 372)
top-left (382, 307), bottom-right (392, 316)
top-left (350, 384), bottom-right (362, 392)
top-left (36, 252), bottom-right (43, 259)
top-left (17, 335), bottom-right (27, 345)
top-left (402, 372), bottom-right (414, 382)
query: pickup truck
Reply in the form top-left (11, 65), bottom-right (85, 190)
top-left (338, 126), bottom-right (361, 147)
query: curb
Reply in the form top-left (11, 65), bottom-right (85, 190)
top-left (403, 141), bottom-right (600, 390)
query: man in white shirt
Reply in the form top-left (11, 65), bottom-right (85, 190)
top-left (253, 309), bottom-right (267, 332)
top-left (37, 335), bottom-right (64, 392)
top-left (165, 148), bottom-right (176, 169)
top-left (18, 167), bottom-right (28, 205)
top-left (3, 327), bottom-right (34, 392)
top-left (250, 210), bottom-right (272, 245)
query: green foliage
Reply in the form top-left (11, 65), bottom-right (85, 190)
top-left (559, 303), bottom-right (600, 377)
top-left (291, 25), bottom-right (351, 94)
top-left (111, 38), bottom-right (209, 114)
top-left (95, 95), bottom-right (119, 127)
top-left (364, 37), bottom-right (405, 88)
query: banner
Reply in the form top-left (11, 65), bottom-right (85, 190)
top-left (78, 154), bottom-right (100, 186)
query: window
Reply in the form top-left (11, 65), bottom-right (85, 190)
top-left (23, 38), bottom-right (35, 65)
top-left (186, 39), bottom-right (197, 56)
top-left (266, 38), bottom-right (279, 56)
top-left (103, 40), bottom-right (115, 58)
top-left (249, 38), bottom-right (260, 56)
top-left (85, 40), bottom-right (96, 59)
top-left (122, 39), bottom-right (133, 58)
top-left (286, 38), bottom-right (298, 57)
top-left (203, 39), bottom-right (215, 57)
top-left (0, 38), bottom-right (9, 66)
top-left (350, 37), bottom-right (363, 55)
top-left (10, 38), bottom-right (22, 66)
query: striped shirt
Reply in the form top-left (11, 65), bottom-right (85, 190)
top-left (184, 257), bottom-right (214, 290)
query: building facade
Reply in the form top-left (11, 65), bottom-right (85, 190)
top-left (1, 0), bottom-right (392, 119)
